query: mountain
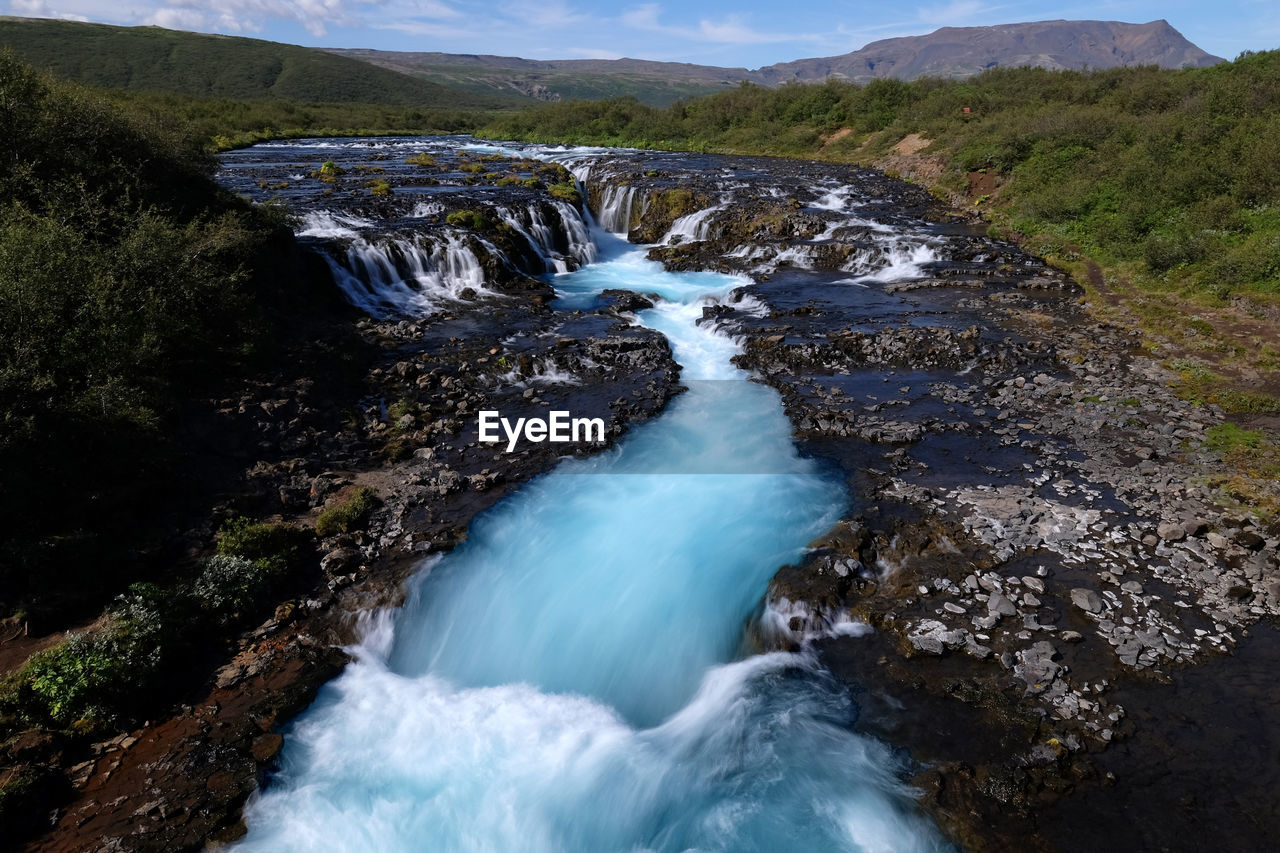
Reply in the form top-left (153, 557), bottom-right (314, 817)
top-left (0, 17), bottom-right (1224, 109)
top-left (0, 17), bottom-right (525, 108)
top-left (323, 50), bottom-right (747, 106)
top-left (759, 19), bottom-right (1225, 83)
top-left (331, 19), bottom-right (1223, 105)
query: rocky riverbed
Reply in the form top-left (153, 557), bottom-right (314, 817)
top-left (13, 137), bottom-right (1280, 852)
top-left (567, 149), bottom-right (1280, 850)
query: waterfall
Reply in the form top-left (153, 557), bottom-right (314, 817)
top-left (844, 237), bottom-right (938, 281)
top-left (323, 232), bottom-right (493, 319)
top-left (235, 228), bottom-right (953, 853)
top-left (663, 205), bottom-right (723, 244)
top-left (552, 200), bottom-right (598, 266)
top-left (596, 184), bottom-right (641, 235)
top-left (495, 203), bottom-right (572, 274)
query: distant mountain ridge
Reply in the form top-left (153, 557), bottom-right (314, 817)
top-left (759, 19), bottom-right (1224, 83)
top-left (328, 19), bottom-right (1223, 104)
top-left (0, 16), bottom-right (1224, 109)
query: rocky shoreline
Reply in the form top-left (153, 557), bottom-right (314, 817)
top-left (11, 138), bottom-right (1280, 852)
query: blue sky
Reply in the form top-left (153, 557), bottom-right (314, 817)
top-left (6, 0), bottom-right (1276, 66)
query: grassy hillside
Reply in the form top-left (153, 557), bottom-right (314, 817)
top-left (0, 16), bottom-right (522, 108)
top-left (482, 55), bottom-right (1280, 409)
top-left (102, 89), bottom-right (497, 150)
top-left (0, 51), bottom-right (313, 620)
top-left (398, 64), bottom-right (731, 107)
top-left (328, 49), bottom-right (740, 107)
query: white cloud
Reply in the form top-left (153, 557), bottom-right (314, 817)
top-left (698, 16), bottom-right (800, 45)
top-left (147, 7), bottom-right (207, 28)
top-left (620, 3), bottom-right (823, 47)
top-left (4, 0), bottom-right (464, 38)
top-left (9, 0), bottom-right (89, 20)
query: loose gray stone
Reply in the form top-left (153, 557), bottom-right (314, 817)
top-left (988, 592), bottom-right (1018, 616)
top-left (1070, 587), bottom-right (1105, 613)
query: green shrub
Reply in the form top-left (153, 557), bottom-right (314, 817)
top-left (192, 554), bottom-right (272, 620)
top-left (368, 178), bottom-right (392, 196)
top-left (315, 486), bottom-right (377, 538)
top-left (405, 152), bottom-right (436, 166)
top-left (21, 629), bottom-right (136, 725)
top-left (216, 517), bottom-right (313, 576)
top-left (0, 54), bottom-right (311, 615)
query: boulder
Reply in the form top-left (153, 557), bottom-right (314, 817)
top-left (1070, 587), bottom-right (1104, 613)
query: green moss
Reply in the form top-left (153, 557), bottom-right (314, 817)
top-left (405, 152), bottom-right (436, 166)
top-left (368, 178), bottom-right (392, 196)
top-left (316, 159), bottom-right (345, 182)
top-left (445, 209), bottom-right (488, 229)
top-left (547, 181), bottom-right (582, 205)
top-left (315, 486), bottom-right (378, 538)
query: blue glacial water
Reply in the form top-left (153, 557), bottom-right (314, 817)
top-left (235, 223), bottom-right (952, 852)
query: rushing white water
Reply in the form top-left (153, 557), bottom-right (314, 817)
top-left (663, 204), bottom-right (724, 244)
top-left (324, 233), bottom-right (496, 318)
top-left (596, 184), bottom-right (643, 234)
top-left (496, 203), bottom-right (574, 273)
top-left (298, 210), bottom-right (374, 239)
top-left (236, 163), bottom-right (952, 852)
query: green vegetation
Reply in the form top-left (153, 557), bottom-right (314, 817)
top-left (446, 209), bottom-right (489, 229)
top-left (0, 52), bottom-right (322, 620)
top-left (316, 159), bottom-right (346, 181)
top-left (1206, 422), bottom-right (1267, 453)
top-left (547, 182), bottom-right (583, 205)
top-left (406, 152), bottom-right (437, 166)
top-left (216, 517), bottom-right (315, 577)
top-left (315, 487), bottom-right (378, 538)
top-left (482, 53), bottom-right (1280, 321)
top-left (351, 59), bottom-right (735, 107)
top-left (1, 517), bottom-right (313, 732)
top-left (0, 17), bottom-right (522, 109)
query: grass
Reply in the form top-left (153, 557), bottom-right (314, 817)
top-left (0, 17), bottom-right (523, 109)
top-left (315, 487), bottom-right (378, 538)
top-left (479, 53), bottom-right (1280, 405)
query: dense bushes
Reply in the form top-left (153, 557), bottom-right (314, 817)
top-left (0, 519), bottom-right (312, 731)
top-left (482, 52), bottom-right (1280, 303)
top-left (0, 52), bottom-right (310, 616)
